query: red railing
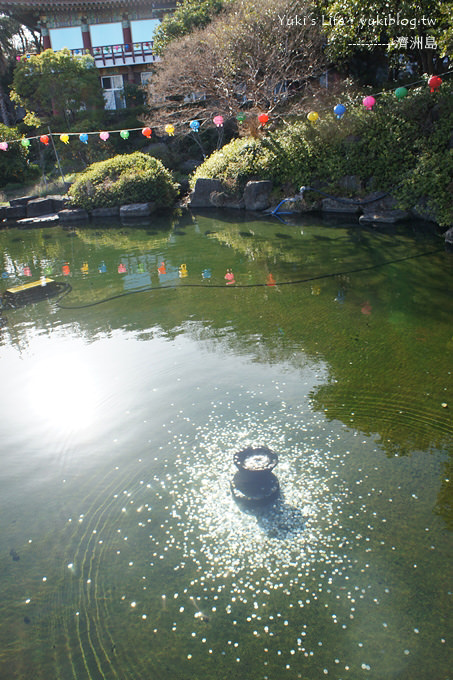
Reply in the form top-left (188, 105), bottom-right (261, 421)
top-left (71, 41), bottom-right (156, 65)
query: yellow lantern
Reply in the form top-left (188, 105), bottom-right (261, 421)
top-left (165, 124), bottom-right (175, 136)
top-left (307, 111), bottom-right (319, 123)
top-left (60, 134), bottom-right (70, 144)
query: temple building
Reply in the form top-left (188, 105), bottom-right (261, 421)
top-left (0, 0), bottom-right (176, 109)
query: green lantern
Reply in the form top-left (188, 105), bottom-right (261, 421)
top-left (21, 138), bottom-right (31, 147)
top-left (395, 87), bottom-right (408, 100)
top-left (236, 113), bottom-right (246, 123)
top-left (120, 130), bottom-right (130, 139)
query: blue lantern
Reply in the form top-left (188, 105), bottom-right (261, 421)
top-left (333, 104), bottom-right (346, 119)
top-left (79, 133), bottom-right (89, 144)
top-left (189, 120), bottom-right (200, 132)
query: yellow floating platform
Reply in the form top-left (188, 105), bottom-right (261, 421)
top-left (6, 278), bottom-right (54, 294)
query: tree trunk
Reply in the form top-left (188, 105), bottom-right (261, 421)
top-left (0, 85), bottom-right (11, 125)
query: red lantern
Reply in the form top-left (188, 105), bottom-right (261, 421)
top-left (142, 127), bottom-right (152, 138)
top-left (428, 75), bottom-right (442, 93)
top-left (258, 113), bottom-right (269, 125)
top-left (40, 135), bottom-right (50, 145)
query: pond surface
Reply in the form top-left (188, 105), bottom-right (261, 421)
top-left (0, 210), bottom-right (452, 680)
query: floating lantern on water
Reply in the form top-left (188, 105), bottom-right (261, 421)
top-left (224, 269), bottom-right (235, 285)
top-left (395, 87), bottom-right (408, 100)
top-left (230, 446), bottom-right (280, 507)
top-left (120, 130), bottom-right (129, 140)
top-left (428, 75), bottom-right (442, 93)
top-left (80, 262), bottom-right (89, 275)
top-left (99, 261), bottom-right (107, 274)
top-left (201, 268), bottom-right (211, 279)
top-left (99, 131), bottom-right (110, 141)
top-left (118, 263), bottom-right (127, 274)
top-left (307, 111), bottom-right (319, 123)
top-left (62, 262), bottom-right (70, 276)
top-left (362, 96), bottom-right (376, 111)
top-left (158, 262), bottom-right (166, 276)
top-left (179, 263), bottom-right (188, 277)
top-left (333, 104), bottom-right (346, 119)
top-left (142, 127), bottom-right (152, 138)
top-left (23, 266), bottom-right (32, 277)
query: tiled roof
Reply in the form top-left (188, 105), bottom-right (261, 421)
top-left (0, 1), bottom-right (174, 10)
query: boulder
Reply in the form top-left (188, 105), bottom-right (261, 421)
top-left (119, 203), bottom-right (155, 218)
top-left (410, 201), bottom-right (438, 223)
top-left (189, 178), bottom-right (226, 208)
top-left (210, 191), bottom-right (245, 210)
top-left (5, 205), bottom-right (27, 219)
top-left (321, 198), bottom-right (361, 214)
top-left (243, 180), bottom-right (273, 211)
top-left (445, 227), bottom-right (453, 245)
top-left (9, 195), bottom-right (39, 207)
top-left (47, 195), bottom-right (70, 212)
top-left (26, 197), bottom-right (55, 217)
top-left (58, 208), bottom-right (89, 223)
top-left (91, 207), bottom-right (120, 218)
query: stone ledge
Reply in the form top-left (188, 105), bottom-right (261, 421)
top-left (58, 208), bottom-right (89, 223)
top-left (119, 203), bottom-right (155, 218)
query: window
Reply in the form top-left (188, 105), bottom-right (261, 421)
top-left (91, 22), bottom-right (123, 47)
top-left (131, 19), bottom-right (160, 42)
top-left (49, 26), bottom-right (82, 51)
top-left (101, 74), bottom-right (125, 110)
top-left (140, 72), bottom-right (152, 86)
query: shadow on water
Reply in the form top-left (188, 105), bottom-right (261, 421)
top-left (239, 492), bottom-right (308, 540)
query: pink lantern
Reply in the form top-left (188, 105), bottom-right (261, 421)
top-left (23, 266), bottom-right (32, 276)
top-left (99, 131), bottom-right (110, 141)
top-left (0, 142), bottom-right (8, 151)
top-left (362, 96), bottom-right (376, 111)
top-left (213, 115), bottom-right (224, 127)
top-left (118, 263), bottom-right (127, 273)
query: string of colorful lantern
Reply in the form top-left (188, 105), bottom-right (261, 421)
top-left (0, 69), bottom-right (451, 153)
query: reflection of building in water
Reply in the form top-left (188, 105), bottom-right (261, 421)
top-left (119, 253), bottom-right (179, 290)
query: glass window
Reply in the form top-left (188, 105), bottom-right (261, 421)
top-left (140, 72), bottom-right (152, 86)
top-left (91, 22), bottom-right (123, 47)
top-left (49, 26), bottom-right (82, 51)
top-left (101, 74), bottom-right (125, 110)
top-left (131, 19), bottom-right (160, 42)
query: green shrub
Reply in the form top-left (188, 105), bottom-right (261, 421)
top-left (68, 152), bottom-right (179, 210)
top-left (0, 124), bottom-right (35, 186)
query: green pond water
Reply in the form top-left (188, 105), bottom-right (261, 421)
top-left (0, 210), bottom-right (452, 680)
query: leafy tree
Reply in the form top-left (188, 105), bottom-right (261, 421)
top-left (153, 0), bottom-right (227, 55)
top-left (10, 48), bottom-right (104, 125)
top-left (148, 0), bottom-right (326, 122)
top-left (317, 0), bottom-right (452, 74)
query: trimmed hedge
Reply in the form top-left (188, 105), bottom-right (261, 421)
top-left (68, 152), bottom-right (179, 210)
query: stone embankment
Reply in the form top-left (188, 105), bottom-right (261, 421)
top-left (0, 195), bottom-right (157, 226)
top-left (188, 178), bottom-right (439, 226)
